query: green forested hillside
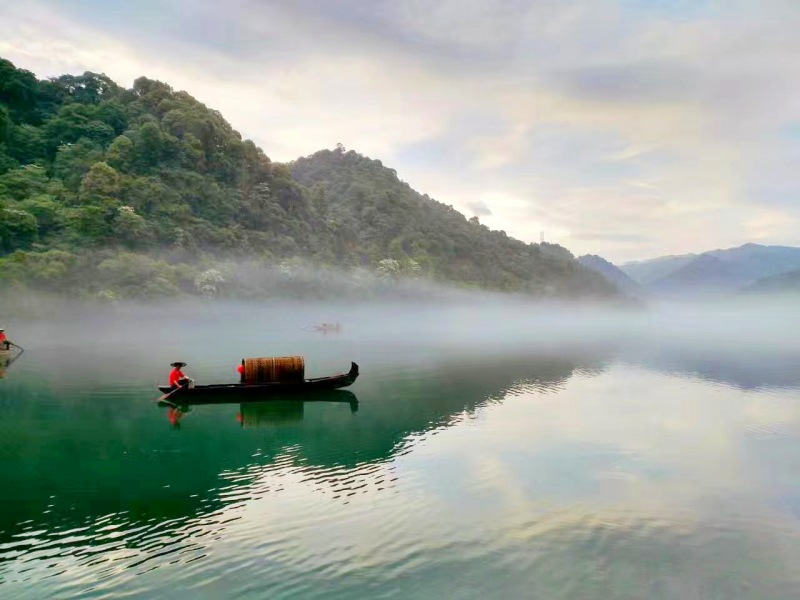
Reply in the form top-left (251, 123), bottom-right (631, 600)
top-left (0, 57), bottom-right (616, 300)
top-left (290, 147), bottom-right (609, 295)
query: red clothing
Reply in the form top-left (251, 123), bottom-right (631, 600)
top-left (169, 368), bottom-right (186, 386)
top-left (0, 333), bottom-right (6, 342)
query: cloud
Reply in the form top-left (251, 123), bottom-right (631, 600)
top-left (2, 0), bottom-right (800, 261)
top-left (466, 200), bottom-right (492, 217)
top-left (571, 232), bottom-right (649, 243)
top-left (547, 61), bottom-right (701, 104)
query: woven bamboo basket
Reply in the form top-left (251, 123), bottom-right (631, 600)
top-left (242, 356), bottom-right (305, 384)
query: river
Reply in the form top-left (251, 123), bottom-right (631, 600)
top-left (1, 298), bottom-right (799, 598)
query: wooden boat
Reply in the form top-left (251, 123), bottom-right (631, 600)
top-left (158, 362), bottom-right (359, 400)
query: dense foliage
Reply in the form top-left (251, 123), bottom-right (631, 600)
top-left (290, 148), bottom-right (614, 296)
top-left (0, 57), bottom-right (616, 301)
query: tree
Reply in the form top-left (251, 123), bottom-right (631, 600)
top-left (0, 105), bottom-right (11, 144)
top-left (0, 205), bottom-right (38, 252)
top-left (134, 122), bottom-right (162, 169)
top-left (0, 249), bottom-right (77, 290)
top-left (97, 252), bottom-right (181, 298)
top-left (51, 72), bottom-right (121, 105)
top-left (0, 165), bottom-right (49, 200)
top-left (0, 58), bottom-right (39, 120)
top-left (194, 268), bottom-right (225, 298)
top-left (113, 205), bottom-right (149, 247)
top-left (106, 135), bottom-right (135, 172)
top-left (53, 139), bottom-right (105, 191)
top-left (44, 104), bottom-right (116, 155)
top-left (8, 123), bottom-right (46, 164)
top-left (19, 195), bottom-right (65, 238)
top-left (79, 161), bottom-right (120, 203)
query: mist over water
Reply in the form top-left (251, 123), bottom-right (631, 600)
top-left (8, 288), bottom-right (800, 353)
top-left (2, 293), bottom-right (800, 598)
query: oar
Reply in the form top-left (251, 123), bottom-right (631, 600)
top-left (9, 342), bottom-right (24, 352)
top-left (5, 349), bottom-right (24, 368)
top-left (155, 381), bottom-right (190, 404)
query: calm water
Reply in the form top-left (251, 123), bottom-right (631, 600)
top-left (2, 300), bottom-right (800, 599)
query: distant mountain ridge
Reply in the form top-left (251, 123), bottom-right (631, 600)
top-left (577, 255), bottom-right (646, 297)
top-left (621, 253), bottom-right (698, 285)
top-left (741, 268), bottom-right (800, 294)
top-left (620, 244), bottom-right (800, 296)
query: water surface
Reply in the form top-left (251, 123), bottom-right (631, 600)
top-left (2, 300), bottom-right (800, 598)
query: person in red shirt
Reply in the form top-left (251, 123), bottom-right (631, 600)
top-left (169, 361), bottom-right (193, 389)
top-left (0, 328), bottom-right (11, 350)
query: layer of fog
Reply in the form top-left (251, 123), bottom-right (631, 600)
top-left (3, 289), bottom-right (799, 391)
top-left (5, 291), bottom-right (798, 353)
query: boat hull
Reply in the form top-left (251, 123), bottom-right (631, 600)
top-left (158, 362), bottom-right (359, 401)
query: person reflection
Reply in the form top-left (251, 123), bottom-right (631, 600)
top-left (167, 404), bottom-right (188, 428)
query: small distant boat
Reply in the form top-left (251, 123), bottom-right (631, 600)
top-left (306, 322), bottom-right (341, 333)
top-left (158, 362), bottom-right (359, 400)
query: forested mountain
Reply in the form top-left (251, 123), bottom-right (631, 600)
top-left (290, 148), bottom-right (612, 295)
top-left (577, 255), bottom-right (646, 297)
top-left (0, 57), bottom-right (616, 301)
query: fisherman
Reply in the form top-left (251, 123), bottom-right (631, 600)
top-left (169, 361), bottom-right (193, 390)
top-left (0, 328), bottom-right (11, 350)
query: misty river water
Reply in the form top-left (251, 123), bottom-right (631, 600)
top-left (1, 298), bottom-right (800, 599)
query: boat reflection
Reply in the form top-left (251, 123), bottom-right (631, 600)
top-left (160, 390), bottom-right (359, 429)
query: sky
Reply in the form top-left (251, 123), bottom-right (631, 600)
top-left (1, 0), bottom-right (799, 262)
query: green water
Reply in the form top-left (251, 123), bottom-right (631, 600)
top-left (2, 301), bottom-right (800, 599)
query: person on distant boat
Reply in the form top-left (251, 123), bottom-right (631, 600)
top-left (169, 361), bottom-right (193, 389)
top-left (0, 328), bottom-right (11, 350)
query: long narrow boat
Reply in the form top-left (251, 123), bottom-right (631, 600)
top-left (158, 361), bottom-right (359, 399)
